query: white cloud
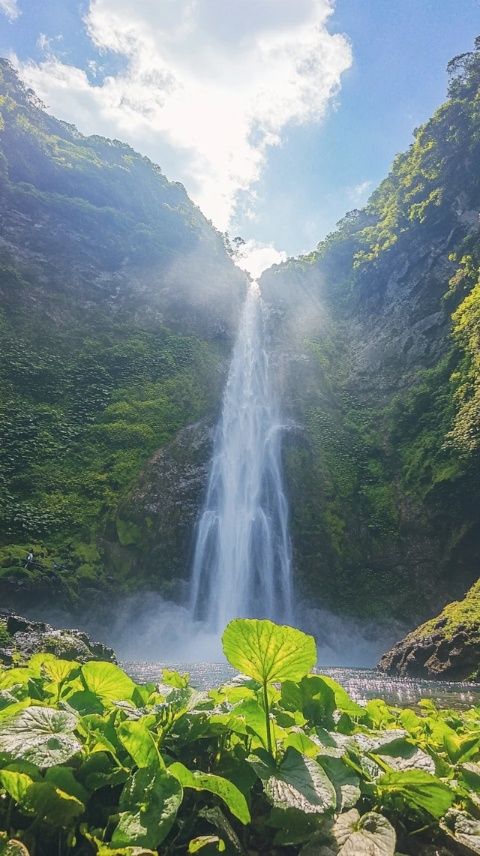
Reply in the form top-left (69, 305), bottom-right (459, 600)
top-left (16, 0), bottom-right (351, 234)
top-left (233, 239), bottom-right (287, 279)
top-left (347, 179), bottom-right (373, 206)
top-left (0, 0), bottom-right (20, 20)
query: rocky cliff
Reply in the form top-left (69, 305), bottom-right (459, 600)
top-left (1, 42), bottom-right (479, 648)
top-left (260, 39), bottom-right (480, 631)
top-left (0, 59), bottom-right (247, 612)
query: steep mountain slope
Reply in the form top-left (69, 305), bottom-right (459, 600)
top-left (0, 59), bottom-right (247, 610)
top-left (1, 42), bottom-right (479, 644)
top-left (260, 39), bottom-right (480, 630)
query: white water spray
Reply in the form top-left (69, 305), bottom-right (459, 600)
top-left (189, 282), bottom-right (293, 633)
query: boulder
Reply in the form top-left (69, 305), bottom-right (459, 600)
top-left (378, 580), bottom-right (480, 680)
top-left (0, 609), bottom-right (116, 665)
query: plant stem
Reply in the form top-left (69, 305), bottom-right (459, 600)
top-left (263, 680), bottom-right (273, 756)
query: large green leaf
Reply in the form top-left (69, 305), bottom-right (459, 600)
top-left (441, 809), bottom-right (480, 855)
top-left (0, 706), bottom-right (81, 767)
top-left (0, 769), bottom-right (34, 802)
top-left (0, 670), bottom-right (31, 691)
top-left (377, 770), bottom-right (454, 818)
top-left (301, 809), bottom-right (396, 856)
top-left (373, 738), bottom-right (435, 775)
top-left (80, 662), bottom-right (135, 702)
top-left (316, 676), bottom-right (365, 718)
top-left (111, 766), bottom-right (183, 849)
top-left (28, 654), bottom-right (79, 685)
top-left (77, 751), bottom-right (128, 791)
top-left (22, 781), bottom-right (84, 826)
top-left (250, 747), bottom-right (336, 814)
top-left (222, 619), bottom-right (316, 684)
top-left (281, 676), bottom-right (336, 726)
top-left (444, 731), bottom-right (480, 764)
top-left (267, 807), bottom-right (324, 846)
top-left (118, 719), bottom-right (162, 769)
top-left (45, 766), bottom-right (88, 803)
top-left (169, 761), bottom-right (250, 824)
top-left (318, 756), bottom-right (361, 811)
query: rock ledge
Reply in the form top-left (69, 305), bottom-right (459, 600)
top-left (0, 610), bottom-right (116, 665)
top-left (378, 580), bottom-right (480, 681)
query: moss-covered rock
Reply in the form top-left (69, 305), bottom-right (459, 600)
top-left (0, 609), bottom-right (116, 665)
top-left (377, 580), bottom-right (480, 680)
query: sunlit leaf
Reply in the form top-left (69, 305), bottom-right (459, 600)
top-left (169, 761), bottom-right (250, 824)
top-left (0, 670), bottom-right (31, 691)
top-left (222, 619), bottom-right (316, 684)
top-left (188, 835), bottom-right (225, 852)
top-left (81, 662), bottom-right (135, 702)
top-left (0, 706), bottom-right (81, 767)
top-left (250, 747), bottom-right (336, 814)
top-left (0, 840), bottom-right (30, 856)
top-left (377, 769), bottom-right (454, 818)
top-left (111, 766), bottom-right (183, 849)
top-left (28, 654), bottom-right (79, 685)
top-left (445, 731), bottom-right (480, 764)
top-left (22, 781), bottom-right (84, 826)
top-left (161, 669), bottom-right (190, 689)
top-left (0, 769), bottom-right (34, 802)
top-left (118, 719), bottom-right (162, 769)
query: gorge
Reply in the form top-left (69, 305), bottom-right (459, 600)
top-left (0, 40), bottom-right (479, 675)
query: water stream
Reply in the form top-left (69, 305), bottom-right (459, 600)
top-left (189, 282), bottom-right (293, 632)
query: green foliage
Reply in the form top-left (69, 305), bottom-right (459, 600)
top-left (0, 618), bottom-right (478, 854)
top-left (0, 623), bottom-right (11, 648)
top-left (351, 40), bottom-right (480, 267)
top-left (449, 269), bottom-right (480, 452)
top-left (0, 309), bottom-right (223, 598)
top-left (0, 59), bottom-right (240, 604)
top-left (222, 619), bottom-right (316, 685)
top-left (407, 579), bottom-right (480, 672)
top-left (273, 37), bottom-right (480, 624)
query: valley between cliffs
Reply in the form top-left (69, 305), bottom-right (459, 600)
top-left (0, 44), bottom-right (479, 673)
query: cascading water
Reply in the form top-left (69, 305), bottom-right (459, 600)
top-left (189, 282), bottom-right (293, 633)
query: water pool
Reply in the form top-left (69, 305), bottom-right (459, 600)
top-left (123, 662), bottom-right (480, 710)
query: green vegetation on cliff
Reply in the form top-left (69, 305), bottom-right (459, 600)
top-left (0, 59), bottom-right (245, 608)
top-left (378, 579), bottom-right (480, 681)
top-left (262, 38), bottom-right (480, 626)
top-left (415, 579), bottom-right (480, 642)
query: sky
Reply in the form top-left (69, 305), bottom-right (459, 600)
top-left (0, 0), bottom-right (479, 276)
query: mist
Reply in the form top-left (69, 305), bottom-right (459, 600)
top-left (36, 591), bottom-right (404, 668)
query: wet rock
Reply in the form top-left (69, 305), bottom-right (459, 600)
top-left (0, 609), bottom-right (116, 665)
top-left (378, 580), bottom-right (480, 681)
top-left (103, 419), bottom-right (214, 597)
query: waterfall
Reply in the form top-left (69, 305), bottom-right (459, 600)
top-left (189, 282), bottom-right (293, 633)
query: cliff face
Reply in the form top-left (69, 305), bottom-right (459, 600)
top-left (1, 45), bottom-right (479, 637)
top-left (0, 59), bottom-right (247, 611)
top-left (378, 580), bottom-right (480, 680)
top-left (260, 42), bottom-right (480, 629)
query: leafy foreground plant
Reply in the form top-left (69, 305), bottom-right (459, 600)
top-left (0, 620), bottom-right (479, 855)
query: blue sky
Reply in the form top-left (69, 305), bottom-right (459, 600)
top-left (0, 0), bottom-right (479, 273)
